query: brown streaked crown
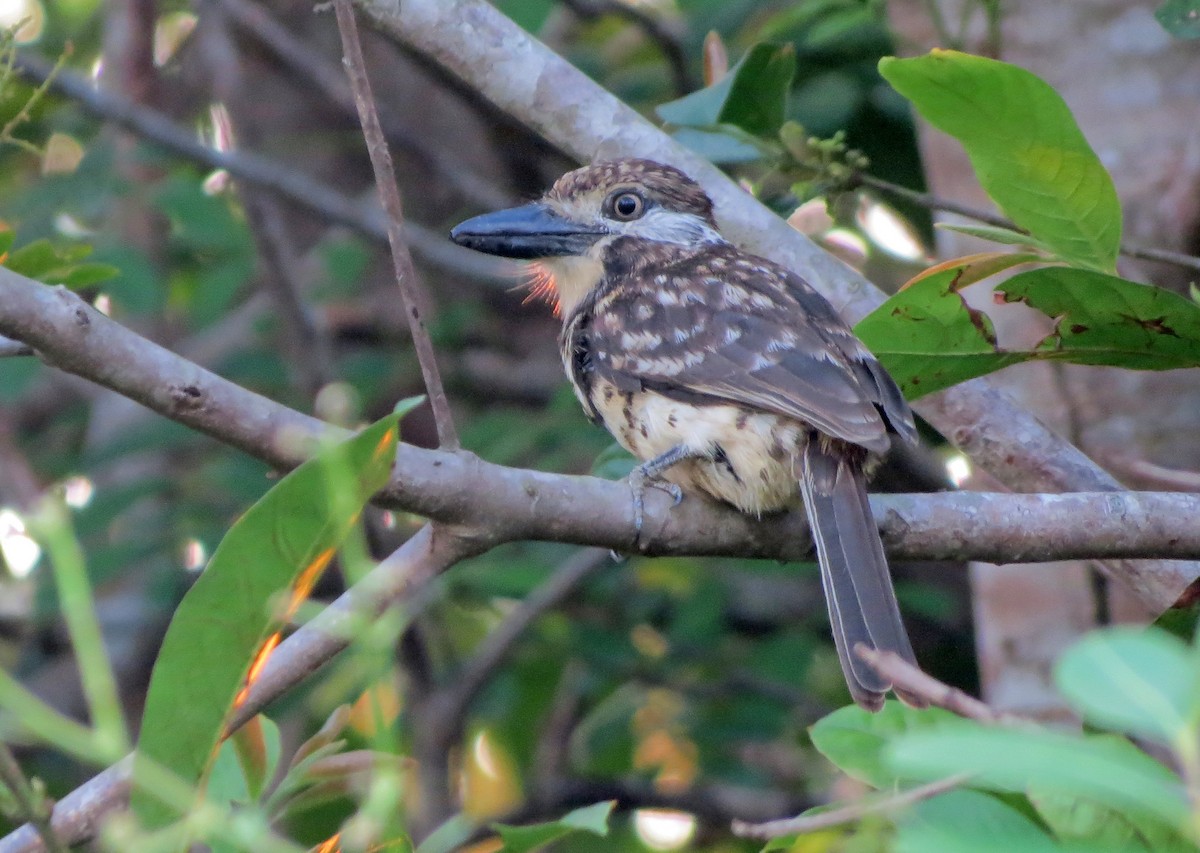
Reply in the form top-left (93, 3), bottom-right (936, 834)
top-left (546, 159), bottom-right (717, 227)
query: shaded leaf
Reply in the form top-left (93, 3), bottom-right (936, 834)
top-left (1156, 0), bottom-right (1200, 38)
top-left (936, 222), bottom-right (1055, 253)
top-left (658, 43), bottom-right (796, 137)
top-left (131, 409), bottom-right (409, 831)
top-left (880, 51), bottom-right (1121, 271)
top-left (1054, 627), bottom-right (1199, 746)
top-left (895, 789), bottom-right (1064, 853)
top-left (493, 800), bottom-right (614, 852)
top-left (886, 724), bottom-right (1190, 829)
top-left (1028, 786), bottom-right (1195, 853)
top-left (809, 700), bottom-right (960, 787)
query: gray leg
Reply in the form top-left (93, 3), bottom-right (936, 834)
top-left (628, 444), bottom-right (698, 546)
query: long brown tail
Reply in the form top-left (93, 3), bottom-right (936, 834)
top-left (797, 440), bottom-right (924, 711)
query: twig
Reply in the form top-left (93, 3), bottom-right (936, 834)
top-left (854, 645), bottom-right (1020, 725)
top-left (557, 0), bottom-right (695, 96)
top-left (731, 772), bottom-right (971, 840)
top-left (855, 172), bottom-right (1200, 274)
top-left (1103, 454), bottom-right (1200, 492)
top-left (10, 52), bottom-right (513, 284)
top-left (332, 0), bottom-right (458, 449)
top-left (0, 743), bottom-right (67, 853)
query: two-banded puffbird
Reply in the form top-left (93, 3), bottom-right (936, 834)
top-left (451, 158), bottom-right (921, 710)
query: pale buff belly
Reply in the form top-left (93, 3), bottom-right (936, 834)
top-left (587, 378), bottom-right (804, 516)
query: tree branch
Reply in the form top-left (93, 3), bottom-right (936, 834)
top-left (3, 272), bottom-right (1200, 569)
top-left (731, 772), bottom-right (971, 840)
top-left (356, 0), bottom-right (1200, 610)
top-left (855, 645), bottom-right (1019, 725)
top-left (11, 51), bottom-right (514, 285)
top-left (332, 0), bottom-right (458, 449)
top-left (855, 172), bottom-right (1200, 274)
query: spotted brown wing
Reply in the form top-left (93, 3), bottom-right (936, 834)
top-left (582, 243), bottom-right (913, 454)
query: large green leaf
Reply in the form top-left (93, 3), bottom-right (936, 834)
top-left (998, 268), bottom-right (1200, 369)
top-left (1054, 627), bottom-right (1200, 747)
top-left (493, 800), bottom-right (614, 852)
top-left (809, 700), bottom-right (960, 788)
top-left (879, 51), bottom-right (1121, 272)
top-left (657, 43), bottom-right (796, 137)
top-left (855, 266), bottom-right (1200, 399)
top-left (886, 724), bottom-right (1190, 830)
top-left (1028, 786), bottom-right (1197, 853)
top-left (853, 268), bottom-right (1024, 399)
top-left (131, 409), bottom-right (408, 832)
top-left (895, 790), bottom-right (1065, 853)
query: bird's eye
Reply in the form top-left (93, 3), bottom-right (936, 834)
top-left (608, 191), bottom-right (645, 221)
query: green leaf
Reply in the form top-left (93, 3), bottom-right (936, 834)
top-left (208, 716), bottom-right (281, 806)
top-left (0, 230), bottom-right (15, 257)
top-left (43, 263), bottom-right (120, 289)
top-left (1054, 627), bottom-right (1199, 746)
top-left (493, 800), bottom-right (614, 852)
top-left (657, 43), bottom-right (796, 137)
top-left (880, 51), bottom-right (1121, 272)
top-left (886, 724), bottom-right (1190, 830)
top-left (854, 268), bottom-right (1024, 399)
top-left (998, 268), bottom-right (1200, 370)
top-left (1156, 0), bottom-right (1200, 38)
top-left (895, 789), bottom-right (1065, 853)
top-left (5, 239), bottom-right (64, 278)
top-left (936, 222), bottom-right (1054, 252)
top-left (809, 700), bottom-right (961, 787)
top-left (856, 265), bottom-right (1200, 399)
top-left (1028, 786), bottom-right (1196, 853)
top-left (131, 410), bottom-right (407, 832)
top-left (670, 125), bottom-right (774, 164)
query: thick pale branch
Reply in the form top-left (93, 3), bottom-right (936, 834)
top-left (2, 270), bottom-right (1200, 566)
top-left (359, 0), bottom-right (1200, 609)
top-left (3, 271), bottom-right (1200, 566)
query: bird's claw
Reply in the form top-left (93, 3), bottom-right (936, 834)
top-left (627, 465), bottom-right (684, 550)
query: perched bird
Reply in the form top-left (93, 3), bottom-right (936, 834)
top-left (451, 158), bottom-right (921, 710)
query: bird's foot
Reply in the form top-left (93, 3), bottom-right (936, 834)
top-left (628, 463), bottom-right (684, 549)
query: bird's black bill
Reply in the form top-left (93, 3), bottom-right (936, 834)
top-left (450, 203), bottom-right (607, 259)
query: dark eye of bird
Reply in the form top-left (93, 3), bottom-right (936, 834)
top-left (609, 191), bottom-right (645, 221)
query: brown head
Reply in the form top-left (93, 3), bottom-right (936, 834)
top-left (450, 159), bottom-right (724, 314)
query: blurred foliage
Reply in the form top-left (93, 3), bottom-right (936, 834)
top-left (799, 624), bottom-right (1200, 853)
top-left (2, 0), bottom-right (1193, 852)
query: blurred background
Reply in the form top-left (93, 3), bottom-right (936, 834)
top-left (2, 0), bottom-right (1194, 848)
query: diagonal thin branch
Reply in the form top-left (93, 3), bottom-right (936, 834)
top-left (731, 772), bottom-right (972, 840)
top-left (332, 0), bottom-right (458, 449)
top-left (854, 645), bottom-right (1021, 725)
top-left (855, 172), bottom-right (1200, 274)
